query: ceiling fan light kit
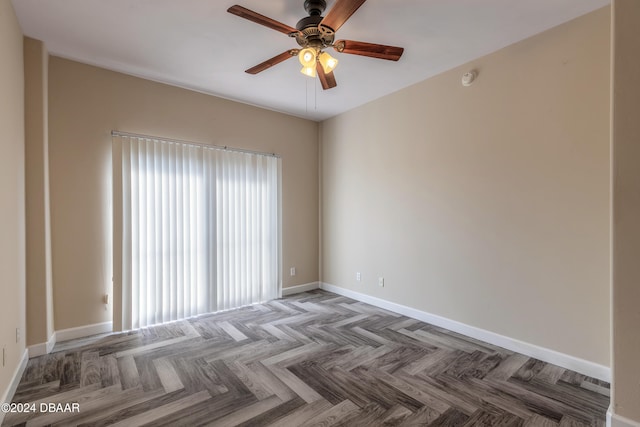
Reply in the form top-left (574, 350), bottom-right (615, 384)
top-left (227, 0), bottom-right (404, 90)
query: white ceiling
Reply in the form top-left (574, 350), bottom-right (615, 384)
top-left (12, 0), bottom-right (609, 121)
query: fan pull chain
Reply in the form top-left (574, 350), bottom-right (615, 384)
top-left (304, 79), bottom-right (309, 115)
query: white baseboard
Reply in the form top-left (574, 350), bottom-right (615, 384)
top-left (320, 282), bottom-right (610, 382)
top-left (608, 406), bottom-right (640, 427)
top-left (281, 282), bottom-right (320, 296)
top-left (27, 322), bottom-right (112, 358)
top-left (55, 321), bottom-right (113, 343)
top-left (28, 332), bottom-right (57, 358)
top-left (0, 349), bottom-right (28, 425)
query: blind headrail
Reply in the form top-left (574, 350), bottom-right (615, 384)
top-left (111, 130), bottom-right (279, 158)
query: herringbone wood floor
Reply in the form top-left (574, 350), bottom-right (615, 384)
top-left (4, 290), bottom-right (609, 426)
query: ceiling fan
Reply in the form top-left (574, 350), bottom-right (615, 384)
top-left (227, 0), bottom-right (404, 90)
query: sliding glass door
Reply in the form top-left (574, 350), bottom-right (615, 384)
top-left (113, 134), bottom-right (280, 330)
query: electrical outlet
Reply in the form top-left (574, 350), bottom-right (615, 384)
top-left (378, 277), bottom-right (385, 287)
top-left (103, 294), bottom-right (109, 304)
top-left (290, 267), bottom-right (296, 276)
top-left (356, 272), bottom-right (361, 282)
top-left (2, 347), bottom-right (5, 367)
top-left (16, 327), bottom-right (20, 343)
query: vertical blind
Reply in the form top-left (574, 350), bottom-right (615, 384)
top-left (117, 135), bottom-right (280, 330)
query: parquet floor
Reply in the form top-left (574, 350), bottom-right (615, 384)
top-left (3, 290), bottom-right (609, 426)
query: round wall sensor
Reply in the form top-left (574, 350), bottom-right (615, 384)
top-left (461, 71), bottom-right (477, 87)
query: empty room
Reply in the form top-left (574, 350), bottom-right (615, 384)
top-left (1, 0), bottom-right (639, 425)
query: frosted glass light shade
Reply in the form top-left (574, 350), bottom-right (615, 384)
top-left (300, 66), bottom-right (317, 78)
top-left (318, 51), bottom-right (338, 73)
top-left (298, 48), bottom-right (316, 67)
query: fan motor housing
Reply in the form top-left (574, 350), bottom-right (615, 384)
top-left (295, 0), bottom-right (334, 48)
top-left (296, 14), bottom-right (322, 31)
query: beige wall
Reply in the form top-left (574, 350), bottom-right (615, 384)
top-left (24, 37), bottom-right (54, 346)
top-left (320, 8), bottom-right (611, 366)
top-left (611, 0), bottom-right (640, 422)
top-left (48, 57), bottom-right (319, 331)
top-left (0, 0), bottom-right (26, 403)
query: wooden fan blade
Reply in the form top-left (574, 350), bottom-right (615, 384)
top-left (228, 5), bottom-right (299, 35)
top-left (316, 63), bottom-right (337, 90)
top-left (333, 40), bottom-right (404, 61)
top-left (245, 50), bottom-right (298, 74)
top-left (320, 0), bottom-right (367, 32)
